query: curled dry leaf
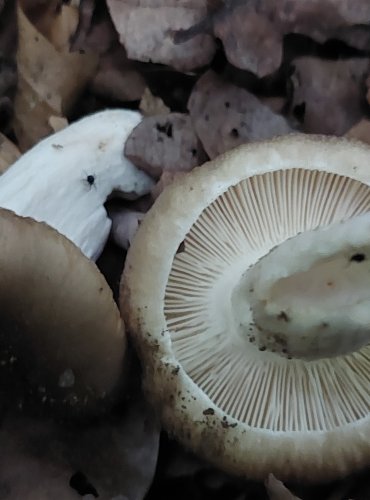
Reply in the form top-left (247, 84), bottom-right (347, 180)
top-left (139, 87), bottom-right (170, 117)
top-left (106, 0), bottom-right (216, 71)
top-left (188, 70), bottom-right (293, 158)
top-left (0, 391), bottom-right (160, 500)
top-left (14, 6), bottom-right (98, 151)
top-left (125, 113), bottom-right (206, 178)
top-left (346, 119), bottom-right (370, 146)
top-left (290, 57), bottom-right (370, 135)
top-left (177, 0), bottom-right (370, 76)
top-left (265, 474), bottom-right (302, 500)
top-left (19, 2), bottom-right (80, 52)
top-left (91, 44), bottom-right (146, 103)
top-left (213, 4), bottom-right (282, 78)
top-left (0, 134), bottom-right (20, 174)
top-left (48, 115), bottom-right (68, 133)
top-left (18, 0), bottom-right (64, 37)
top-left (71, 0), bottom-right (118, 54)
top-left (269, 0), bottom-right (370, 47)
top-left (0, 0), bottom-right (17, 132)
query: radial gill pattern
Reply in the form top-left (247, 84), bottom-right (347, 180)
top-left (164, 169), bottom-right (370, 432)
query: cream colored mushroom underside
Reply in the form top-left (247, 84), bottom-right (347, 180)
top-left (123, 135), bottom-right (370, 481)
top-left (164, 168), bottom-right (370, 432)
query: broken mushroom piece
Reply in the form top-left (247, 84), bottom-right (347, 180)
top-left (0, 208), bottom-right (126, 416)
top-left (122, 134), bottom-right (370, 482)
top-left (0, 109), bottom-right (154, 261)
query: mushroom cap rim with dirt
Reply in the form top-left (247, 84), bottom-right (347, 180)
top-left (0, 208), bottom-right (126, 416)
top-left (121, 134), bottom-right (370, 482)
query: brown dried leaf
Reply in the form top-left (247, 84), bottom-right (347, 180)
top-left (180, 0), bottom-right (370, 76)
top-left (91, 44), bottom-right (146, 103)
top-left (0, 133), bottom-right (21, 174)
top-left (0, 391), bottom-right (160, 500)
top-left (268, 0), bottom-right (370, 45)
top-left (19, 1), bottom-right (81, 52)
top-left (290, 57), bottom-right (370, 135)
top-left (213, 4), bottom-right (282, 78)
top-left (265, 473), bottom-right (302, 500)
top-left (14, 6), bottom-right (98, 151)
top-left (346, 119), bottom-right (370, 145)
top-left (125, 113), bottom-right (206, 178)
top-left (140, 87), bottom-right (170, 117)
top-left (71, 0), bottom-right (118, 54)
top-left (18, 0), bottom-right (63, 32)
top-left (188, 70), bottom-right (293, 159)
top-left (48, 115), bottom-right (68, 132)
top-left (70, 0), bottom-right (95, 51)
top-left (107, 0), bottom-right (216, 71)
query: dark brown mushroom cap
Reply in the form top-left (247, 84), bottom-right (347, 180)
top-left (121, 134), bottom-right (370, 482)
top-left (0, 208), bottom-right (126, 416)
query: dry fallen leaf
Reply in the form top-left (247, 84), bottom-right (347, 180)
top-left (14, 6), bottom-right (98, 151)
top-left (213, 4), bottom-right (282, 78)
top-left (125, 113), bottom-right (206, 178)
top-left (265, 474), bottom-right (302, 500)
top-left (0, 391), bottom-right (160, 500)
top-left (106, 0), bottom-right (216, 71)
top-left (346, 119), bottom-right (370, 145)
top-left (174, 0), bottom-right (370, 77)
top-left (71, 0), bottom-right (118, 54)
top-left (91, 44), bottom-right (146, 103)
top-left (289, 57), bottom-right (370, 135)
top-left (188, 70), bottom-right (293, 158)
top-left (139, 87), bottom-right (170, 117)
top-left (48, 115), bottom-right (68, 132)
top-left (0, 133), bottom-right (21, 174)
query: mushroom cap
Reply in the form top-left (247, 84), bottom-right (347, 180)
top-left (121, 134), bottom-right (370, 482)
top-left (0, 208), bottom-right (126, 416)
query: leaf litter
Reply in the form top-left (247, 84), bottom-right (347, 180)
top-left (1, 0), bottom-right (370, 498)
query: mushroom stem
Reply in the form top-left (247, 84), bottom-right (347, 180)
top-left (236, 211), bottom-right (370, 360)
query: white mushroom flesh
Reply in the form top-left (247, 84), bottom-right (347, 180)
top-left (0, 109), bottom-right (154, 260)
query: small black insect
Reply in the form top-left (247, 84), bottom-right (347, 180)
top-left (350, 253), bottom-right (366, 263)
top-left (83, 173), bottom-right (97, 190)
top-left (86, 174), bottom-right (95, 186)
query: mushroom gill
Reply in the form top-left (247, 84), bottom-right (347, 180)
top-left (122, 135), bottom-right (370, 481)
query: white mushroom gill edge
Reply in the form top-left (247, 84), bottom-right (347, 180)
top-left (235, 211), bottom-right (370, 360)
top-left (0, 109), bottom-right (154, 260)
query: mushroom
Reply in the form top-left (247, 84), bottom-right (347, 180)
top-left (121, 134), bottom-right (370, 481)
top-left (0, 207), bottom-right (125, 415)
top-left (0, 109), bottom-right (155, 260)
